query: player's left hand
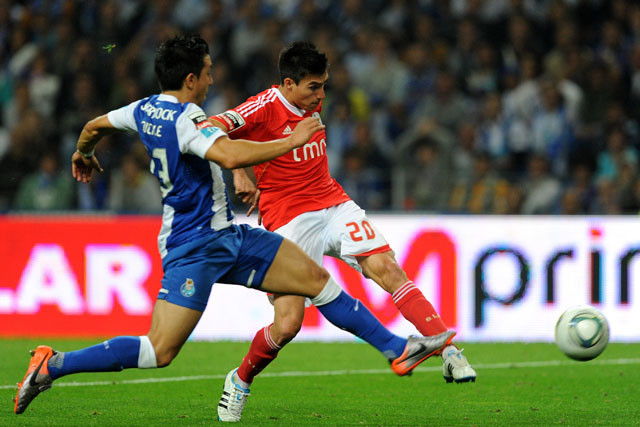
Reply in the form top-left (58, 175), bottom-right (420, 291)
top-left (71, 150), bottom-right (103, 183)
top-left (233, 170), bottom-right (258, 204)
top-left (247, 189), bottom-right (262, 225)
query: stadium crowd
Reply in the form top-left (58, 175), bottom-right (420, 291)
top-left (1, 0), bottom-right (640, 215)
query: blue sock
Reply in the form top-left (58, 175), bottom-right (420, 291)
top-left (317, 291), bottom-right (407, 360)
top-left (48, 336), bottom-right (141, 380)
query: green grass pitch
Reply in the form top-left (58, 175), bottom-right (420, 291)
top-left (2, 339), bottom-right (639, 425)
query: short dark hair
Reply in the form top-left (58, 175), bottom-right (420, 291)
top-left (278, 41), bottom-right (328, 84)
top-left (155, 34), bottom-right (209, 91)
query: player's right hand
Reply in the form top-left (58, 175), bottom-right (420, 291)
top-left (71, 150), bottom-right (103, 183)
top-left (290, 117), bottom-right (324, 148)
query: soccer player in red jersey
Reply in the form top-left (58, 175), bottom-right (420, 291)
top-left (210, 41), bottom-right (475, 422)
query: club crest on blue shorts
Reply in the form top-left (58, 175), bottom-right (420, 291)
top-left (180, 278), bottom-right (196, 297)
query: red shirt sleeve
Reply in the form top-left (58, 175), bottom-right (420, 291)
top-left (209, 91), bottom-right (273, 140)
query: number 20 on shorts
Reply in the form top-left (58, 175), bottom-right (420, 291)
top-left (346, 221), bottom-right (376, 241)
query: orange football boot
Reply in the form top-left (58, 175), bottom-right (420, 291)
top-left (391, 331), bottom-right (456, 376)
top-left (14, 345), bottom-right (56, 414)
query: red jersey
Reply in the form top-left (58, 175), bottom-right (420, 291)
top-left (212, 86), bottom-right (350, 231)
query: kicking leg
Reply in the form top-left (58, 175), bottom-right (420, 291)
top-left (15, 300), bottom-right (201, 414)
top-left (358, 251), bottom-right (475, 380)
top-left (358, 251), bottom-right (448, 336)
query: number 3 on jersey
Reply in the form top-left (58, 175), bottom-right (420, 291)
top-left (346, 220), bottom-right (375, 241)
top-left (150, 148), bottom-right (174, 198)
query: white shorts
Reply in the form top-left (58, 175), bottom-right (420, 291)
top-left (273, 200), bottom-right (391, 273)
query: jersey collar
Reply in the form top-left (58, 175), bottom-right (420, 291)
top-left (272, 86), bottom-right (305, 117)
top-left (158, 94), bottom-right (179, 103)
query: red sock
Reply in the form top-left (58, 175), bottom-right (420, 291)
top-left (392, 281), bottom-right (447, 336)
top-left (237, 324), bottom-right (281, 384)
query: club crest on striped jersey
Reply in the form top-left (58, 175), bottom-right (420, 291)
top-left (312, 111), bottom-right (323, 125)
top-left (180, 278), bottom-right (196, 297)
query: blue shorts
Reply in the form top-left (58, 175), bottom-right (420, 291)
top-left (158, 224), bottom-right (284, 311)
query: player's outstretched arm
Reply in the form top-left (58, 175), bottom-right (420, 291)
top-left (204, 117), bottom-right (323, 169)
top-left (72, 114), bottom-right (118, 183)
top-left (208, 117), bottom-right (229, 132)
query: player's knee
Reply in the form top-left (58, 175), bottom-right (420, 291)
top-left (369, 254), bottom-right (407, 292)
top-left (309, 264), bottom-right (330, 289)
top-left (154, 346), bottom-right (179, 368)
top-left (272, 317), bottom-right (302, 346)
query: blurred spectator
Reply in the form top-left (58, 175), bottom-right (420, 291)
top-left (404, 136), bottom-right (452, 211)
top-left (411, 70), bottom-right (474, 133)
top-left (591, 179), bottom-right (622, 215)
top-left (448, 151), bottom-right (510, 214)
top-left (577, 61), bottom-right (617, 141)
top-left (337, 148), bottom-right (384, 211)
top-left (595, 20), bottom-right (628, 75)
top-left (323, 62), bottom-right (370, 122)
top-left (501, 14), bottom-right (543, 71)
top-left (466, 40), bottom-right (499, 96)
top-left (560, 163), bottom-right (598, 215)
top-left (351, 30), bottom-right (409, 107)
top-left (107, 150), bottom-right (162, 214)
top-left (520, 153), bottom-right (562, 214)
top-left (13, 151), bottom-right (73, 211)
top-left (323, 97), bottom-right (355, 178)
top-left (28, 53), bottom-right (60, 120)
top-left (2, 80), bottom-right (30, 132)
top-left (402, 42), bottom-right (438, 113)
top-left (475, 92), bottom-right (511, 173)
top-left (451, 122), bottom-right (478, 185)
top-left (594, 126), bottom-right (638, 184)
top-left (531, 78), bottom-right (574, 176)
top-left (336, 121), bottom-right (389, 210)
top-left (448, 17), bottom-right (479, 82)
top-left (0, 126), bottom-right (34, 210)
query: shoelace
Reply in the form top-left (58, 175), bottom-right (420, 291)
top-left (228, 384), bottom-right (250, 414)
top-left (447, 349), bottom-right (471, 369)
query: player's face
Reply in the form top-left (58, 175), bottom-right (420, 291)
top-left (289, 73), bottom-right (328, 111)
top-left (195, 55), bottom-right (214, 105)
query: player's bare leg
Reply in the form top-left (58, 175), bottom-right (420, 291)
top-left (358, 251), bottom-right (449, 336)
top-left (260, 239), bottom-right (330, 297)
top-left (218, 239), bottom-right (332, 422)
top-left (358, 251), bottom-right (475, 380)
top-left (15, 299), bottom-right (202, 414)
top-left (147, 300), bottom-right (203, 367)
top-left (270, 295), bottom-right (306, 346)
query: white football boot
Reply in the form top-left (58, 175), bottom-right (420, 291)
top-left (442, 347), bottom-right (477, 383)
top-left (218, 368), bottom-right (250, 422)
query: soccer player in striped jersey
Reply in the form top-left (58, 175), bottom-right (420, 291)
top-left (209, 41), bottom-right (476, 421)
top-left (13, 35), bottom-right (457, 420)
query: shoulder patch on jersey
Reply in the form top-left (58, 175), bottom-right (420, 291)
top-left (188, 111), bottom-right (208, 125)
top-left (188, 111), bottom-right (214, 130)
top-left (200, 127), bottom-right (220, 138)
top-left (217, 110), bottom-right (246, 132)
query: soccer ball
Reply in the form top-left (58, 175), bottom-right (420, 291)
top-left (555, 305), bottom-right (609, 361)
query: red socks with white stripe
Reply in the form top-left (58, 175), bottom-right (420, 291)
top-left (236, 324), bottom-right (281, 385)
top-left (392, 281), bottom-right (448, 336)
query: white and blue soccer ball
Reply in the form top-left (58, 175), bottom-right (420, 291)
top-left (555, 305), bottom-right (609, 361)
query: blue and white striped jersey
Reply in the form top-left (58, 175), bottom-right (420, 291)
top-left (107, 94), bottom-right (234, 258)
